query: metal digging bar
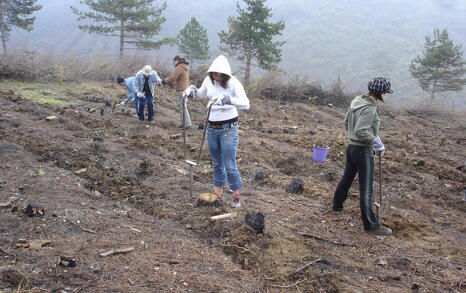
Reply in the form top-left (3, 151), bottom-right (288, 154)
top-left (196, 98), bottom-right (218, 165)
top-left (375, 152), bottom-right (382, 221)
top-left (182, 93), bottom-right (187, 160)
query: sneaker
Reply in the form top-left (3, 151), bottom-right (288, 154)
top-left (366, 225), bottom-right (392, 236)
top-left (231, 194), bottom-right (241, 208)
top-left (331, 209), bottom-right (342, 215)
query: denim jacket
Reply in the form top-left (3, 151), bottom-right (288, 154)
top-left (132, 71), bottom-right (162, 97)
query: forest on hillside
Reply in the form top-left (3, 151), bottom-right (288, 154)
top-left (7, 0), bottom-right (466, 108)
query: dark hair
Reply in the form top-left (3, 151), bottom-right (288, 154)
top-left (209, 72), bottom-right (230, 89)
top-left (368, 92), bottom-right (384, 102)
top-left (116, 76), bottom-right (125, 84)
top-left (174, 55), bottom-right (189, 65)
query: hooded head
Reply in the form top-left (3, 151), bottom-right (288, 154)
top-left (208, 55), bottom-right (232, 88)
top-left (142, 65), bottom-right (152, 76)
top-left (208, 55), bottom-right (232, 77)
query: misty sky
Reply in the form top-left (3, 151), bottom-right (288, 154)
top-left (10, 0), bottom-right (466, 107)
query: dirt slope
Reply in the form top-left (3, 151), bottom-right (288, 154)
top-left (0, 81), bottom-right (465, 293)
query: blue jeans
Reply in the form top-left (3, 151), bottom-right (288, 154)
top-left (332, 144), bottom-right (380, 230)
top-left (138, 93), bottom-right (154, 121)
top-left (207, 124), bottom-right (242, 191)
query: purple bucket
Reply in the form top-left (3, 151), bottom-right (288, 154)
top-left (312, 146), bottom-right (329, 162)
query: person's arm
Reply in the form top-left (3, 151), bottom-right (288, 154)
top-left (152, 72), bottom-right (162, 85)
top-left (353, 108), bottom-right (377, 144)
top-left (132, 75), bottom-right (140, 94)
top-left (194, 77), bottom-right (209, 99)
top-left (164, 66), bottom-right (182, 85)
top-left (344, 109), bottom-right (350, 131)
top-left (229, 80), bottom-right (250, 110)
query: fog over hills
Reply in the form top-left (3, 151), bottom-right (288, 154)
top-left (10, 0), bottom-right (466, 108)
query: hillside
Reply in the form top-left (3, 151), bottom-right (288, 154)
top-left (9, 0), bottom-right (466, 107)
top-left (0, 80), bottom-right (465, 292)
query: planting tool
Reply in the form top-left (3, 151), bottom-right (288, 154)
top-left (182, 93), bottom-right (187, 159)
top-left (196, 97), bottom-right (218, 165)
top-left (184, 160), bottom-right (197, 198)
top-left (375, 152), bottom-right (382, 220)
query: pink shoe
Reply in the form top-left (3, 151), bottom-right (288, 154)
top-left (231, 194), bottom-right (241, 208)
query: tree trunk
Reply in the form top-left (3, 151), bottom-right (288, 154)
top-left (0, 0), bottom-right (7, 55)
top-left (244, 41), bottom-right (252, 87)
top-left (119, 19), bottom-right (124, 59)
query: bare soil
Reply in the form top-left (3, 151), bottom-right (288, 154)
top-left (0, 82), bottom-right (465, 293)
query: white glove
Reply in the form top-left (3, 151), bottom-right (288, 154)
top-left (183, 85), bottom-right (197, 99)
top-left (136, 92), bottom-right (144, 98)
top-left (372, 136), bottom-right (385, 156)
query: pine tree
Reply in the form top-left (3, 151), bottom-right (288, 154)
top-left (410, 28), bottom-right (466, 99)
top-left (71, 0), bottom-right (172, 59)
top-left (0, 0), bottom-right (42, 55)
top-left (218, 0), bottom-right (285, 87)
top-left (177, 17), bottom-right (209, 67)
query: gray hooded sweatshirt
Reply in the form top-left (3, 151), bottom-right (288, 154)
top-left (344, 95), bottom-right (380, 146)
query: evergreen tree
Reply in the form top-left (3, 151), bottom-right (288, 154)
top-left (410, 28), bottom-right (466, 99)
top-left (71, 0), bottom-right (171, 59)
top-left (177, 17), bottom-right (209, 67)
top-left (218, 0), bottom-right (285, 87)
top-left (0, 0), bottom-right (42, 55)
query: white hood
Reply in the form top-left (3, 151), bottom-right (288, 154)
top-left (207, 55), bottom-right (232, 77)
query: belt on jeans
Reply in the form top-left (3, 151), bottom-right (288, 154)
top-left (209, 122), bottom-right (238, 129)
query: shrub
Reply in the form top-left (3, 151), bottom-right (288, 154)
top-left (250, 71), bottom-right (351, 108)
top-left (0, 50), bottom-right (168, 83)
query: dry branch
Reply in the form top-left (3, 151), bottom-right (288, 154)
top-left (266, 278), bottom-right (307, 288)
top-left (65, 211), bottom-right (98, 234)
top-left (99, 247), bottom-right (135, 257)
top-left (289, 258), bottom-right (323, 279)
top-left (209, 213), bottom-right (237, 222)
top-left (126, 212), bottom-right (157, 224)
top-left (0, 247), bottom-right (16, 257)
top-left (299, 232), bottom-right (355, 247)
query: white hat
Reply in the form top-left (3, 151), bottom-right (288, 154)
top-left (207, 55), bottom-right (232, 77)
top-left (142, 65), bottom-right (152, 75)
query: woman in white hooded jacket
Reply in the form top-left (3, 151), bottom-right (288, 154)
top-left (185, 55), bottom-right (250, 207)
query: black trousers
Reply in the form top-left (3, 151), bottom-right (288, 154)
top-left (332, 144), bottom-right (380, 230)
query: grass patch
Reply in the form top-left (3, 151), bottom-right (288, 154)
top-left (0, 80), bottom-right (123, 105)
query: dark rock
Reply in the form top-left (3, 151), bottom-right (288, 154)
top-left (411, 283), bottom-right (420, 291)
top-left (245, 212), bottom-right (265, 234)
top-left (100, 108), bottom-right (104, 116)
top-left (198, 123), bottom-right (204, 129)
top-left (24, 203), bottom-right (45, 217)
top-left (58, 256), bottom-right (77, 268)
top-left (93, 137), bottom-right (104, 142)
top-left (254, 172), bottom-right (266, 181)
top-left (104, 101), bottom-right (112, 107)
top-left (286, 178), bottom-right (304, 194)
top-left (415, 160), bottom-right (425, 167)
